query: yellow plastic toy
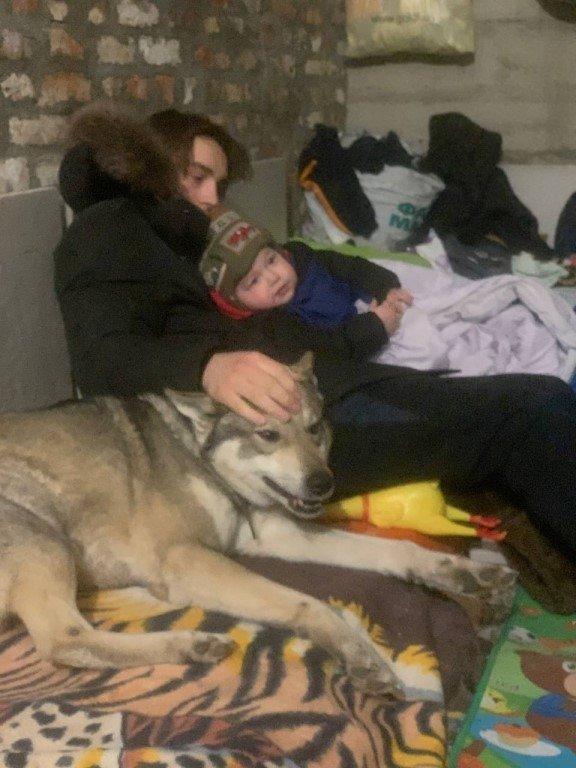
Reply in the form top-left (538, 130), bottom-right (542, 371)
top-left (323, 480), bottom-right (504, 539)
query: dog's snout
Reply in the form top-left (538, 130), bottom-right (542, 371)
top-left (306, 470), bottom-right (334, 498)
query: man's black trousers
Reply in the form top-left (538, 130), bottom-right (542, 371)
top-left (327, 373), bottom-right (576, 555)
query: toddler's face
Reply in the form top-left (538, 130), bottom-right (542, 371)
top-left (235, 247), bottom-right (297, 310)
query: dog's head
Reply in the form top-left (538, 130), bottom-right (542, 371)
top-left (166, 353), bottom-right (334, 519)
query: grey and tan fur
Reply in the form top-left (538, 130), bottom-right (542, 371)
top-left (0, 354), bottom-right (516, 696)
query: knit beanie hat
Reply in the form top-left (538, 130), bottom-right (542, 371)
top-left (199, 206), bottom-right (276, 302)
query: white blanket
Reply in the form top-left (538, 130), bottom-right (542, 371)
top-left (369, 260), bottom-right (576, 382)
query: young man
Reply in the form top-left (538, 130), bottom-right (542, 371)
top-left (54, 106), bottom-right (576, 556)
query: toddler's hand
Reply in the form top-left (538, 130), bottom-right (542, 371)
top-left (386, 288), bottom-right (413, 310)
top-left (370, 298), bottom-right (403, 336)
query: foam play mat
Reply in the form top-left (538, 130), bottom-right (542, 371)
top-left (449, 588), bottom-right (576, 767)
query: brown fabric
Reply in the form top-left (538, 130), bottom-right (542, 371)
top-left (497, 509), bottom-right (576, 614)
top-left (236, 555), bottom-right (490, 717)
top-left (445, 489), bottom-right (576, 615)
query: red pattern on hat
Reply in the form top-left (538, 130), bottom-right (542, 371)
top-left (227, 224), bottom-right (256, 247)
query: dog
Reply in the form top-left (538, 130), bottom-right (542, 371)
top-left (0, 353), bottom-right (516, 695)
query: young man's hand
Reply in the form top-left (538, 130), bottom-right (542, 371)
top-left (370, 289), bottom-right (413, 337)
top-left (202, 351), bottom-right (301, 424)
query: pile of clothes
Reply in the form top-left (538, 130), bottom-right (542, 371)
top-left (299, 112), bottom-right (566, 280)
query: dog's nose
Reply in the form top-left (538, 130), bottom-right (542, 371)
top-left (305, 470), bottom-right (334, 498)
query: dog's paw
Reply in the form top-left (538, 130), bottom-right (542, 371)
top-left (174, 631), bottom-right (236, 664)
top-left (341, 640), bottom-right (404, 699)
top-left (431, 557), bottom-right (517, 620)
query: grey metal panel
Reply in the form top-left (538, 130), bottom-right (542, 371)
top-left (0, 188), bottom-right (72, 412)
top-left (226, 156), bottom-right (288, 242)
top-left (501, 164), bottom-right (576, 245)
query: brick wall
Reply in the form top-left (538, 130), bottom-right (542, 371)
top-left (347, 0), bottom-right (576, 163)
top-left (0, 0), bottom-right (346, 195)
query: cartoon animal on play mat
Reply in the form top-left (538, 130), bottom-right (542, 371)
top-left (517, 650), bottom-right (576, 754)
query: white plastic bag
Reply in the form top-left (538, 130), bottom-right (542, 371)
top-left (355, 165), bottom-right (444, 249)
top-left (346, 0), bottom-right (474, 59)
top-left (303, 165), bottom-right (443, 251)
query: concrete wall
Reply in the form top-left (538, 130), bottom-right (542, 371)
top-left (0, 0), bottom-right (346, 195)
top-left (347, 0), bottom-right (576, 163)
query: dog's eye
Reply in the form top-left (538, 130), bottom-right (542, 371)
top-left (307, 422), bottom-right (322, 436)
top-left (256, 429), bottom-right (281, 443)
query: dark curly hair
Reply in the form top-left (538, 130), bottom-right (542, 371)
top-left (148, 109), bottom-right (251, 184)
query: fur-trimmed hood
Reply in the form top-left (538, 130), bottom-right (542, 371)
top-left (60, 105), bottom-right (180, 213)
top-left (59, 104), bottom-right (211, 258)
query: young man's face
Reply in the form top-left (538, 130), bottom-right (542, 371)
top-left (235, 247), bottom-right (298, 311)
top-left (179, 136), bottom-right (228, 213)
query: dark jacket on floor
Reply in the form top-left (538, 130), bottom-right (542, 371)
top-left (54, 112), bottom-right (432, 404)
top-left (413, 113), bottom-right (556, 260)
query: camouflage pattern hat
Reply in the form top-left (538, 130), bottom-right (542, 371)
top-left (199, 206), bottom-right (276, 301)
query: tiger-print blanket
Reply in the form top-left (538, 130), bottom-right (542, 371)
top-left (0, 556), bottom-right (490, 768)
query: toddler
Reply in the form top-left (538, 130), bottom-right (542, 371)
top-left (200, 207), bottom-right (412, 344)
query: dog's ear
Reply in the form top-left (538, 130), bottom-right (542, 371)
top-left (165, 389), bottom-right (223, 448)
top-left (290, 352), bottom-right (315, 382)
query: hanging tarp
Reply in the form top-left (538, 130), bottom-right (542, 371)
top-left (345, 0), bottom-right (474, 59)
top-left (536, 0), bottom-right (576, 22)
